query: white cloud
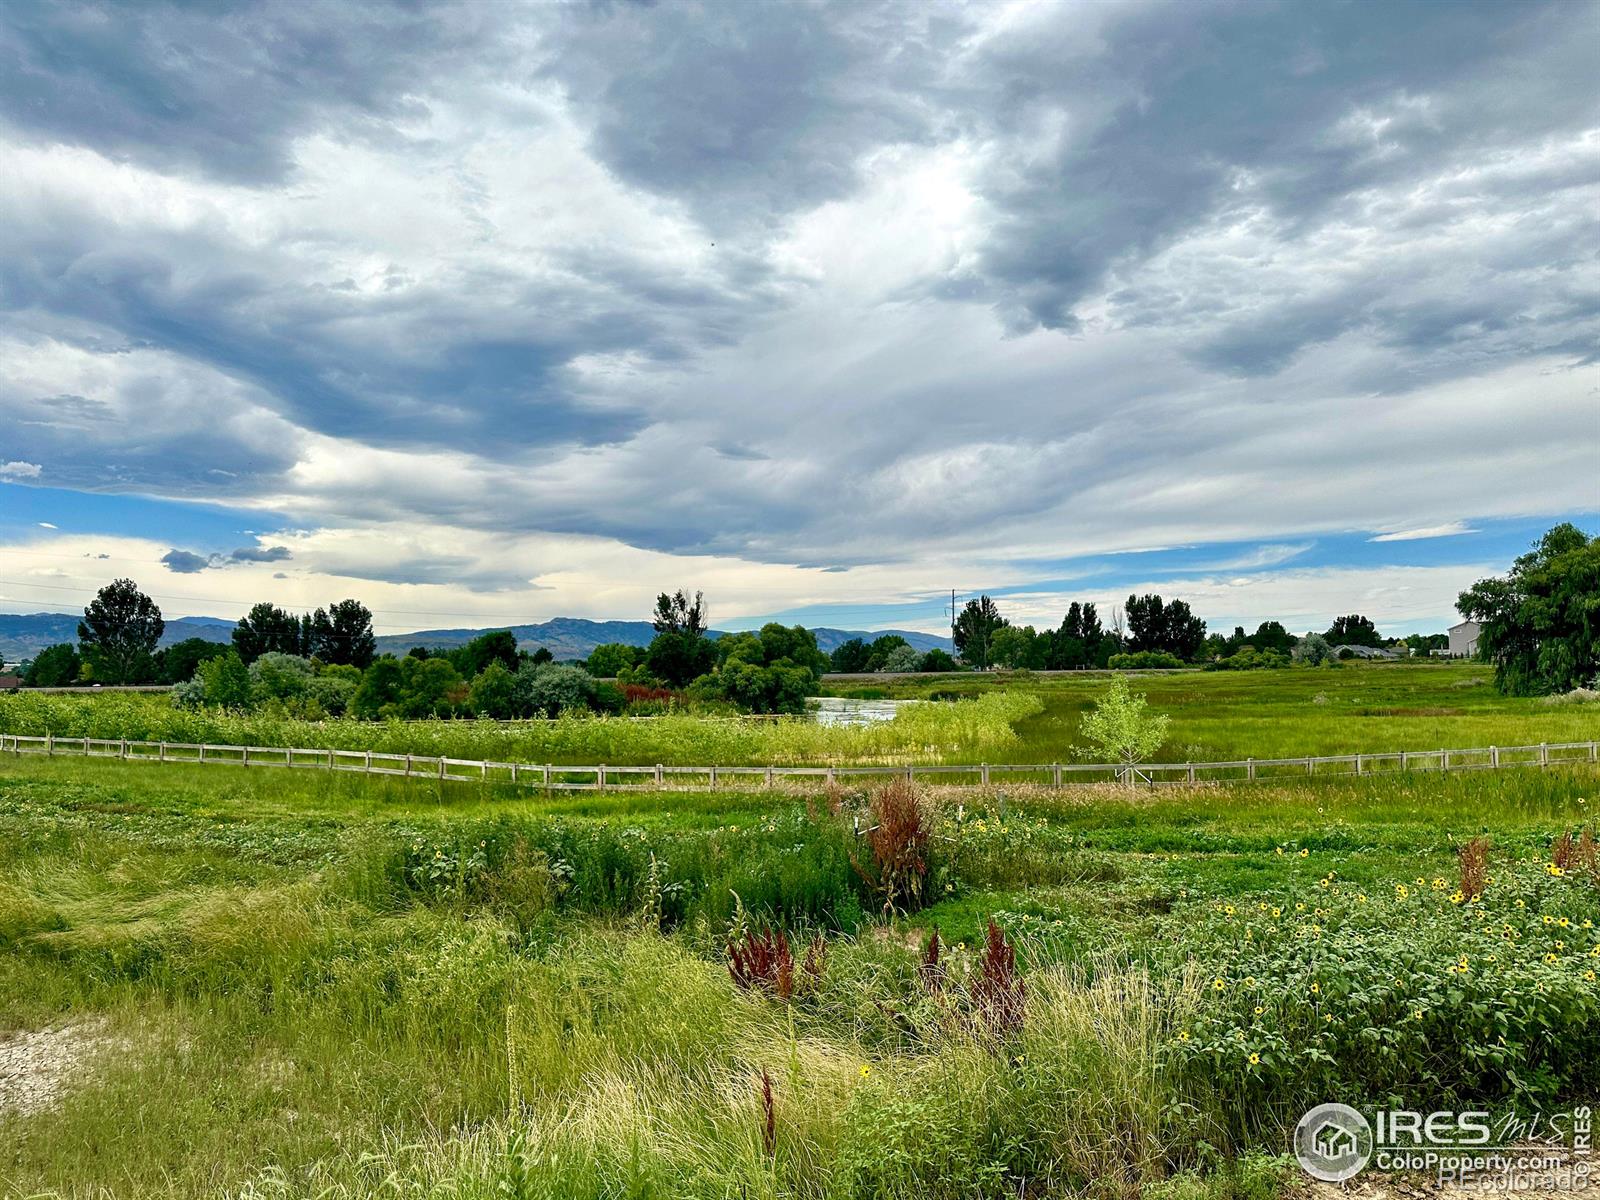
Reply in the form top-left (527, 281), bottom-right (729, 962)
top-left (0, 461), bottom-right (42, 481)
top-left (1369, 521), bottom-right (1479, 542)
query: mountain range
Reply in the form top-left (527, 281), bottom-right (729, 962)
top-left (0, 612), bottom-right (951, 664)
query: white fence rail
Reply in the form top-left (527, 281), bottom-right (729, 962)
top-left (1, 734), bottom-right (1597, 791)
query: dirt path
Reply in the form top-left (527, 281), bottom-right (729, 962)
top-left (0, 1020), bottom-right (109, 1115)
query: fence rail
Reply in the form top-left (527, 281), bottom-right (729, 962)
top-left (2, 734), bottom-right (1597, 791)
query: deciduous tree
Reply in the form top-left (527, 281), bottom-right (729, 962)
top-left (1458, 523), bottom-right (1600, 695)
top-left (78, 579), bottom-right (164, 683)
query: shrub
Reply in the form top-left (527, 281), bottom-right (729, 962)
top-left (878, 645), bottom-right (923, 673)
top-left (1108, 650), bottom-right (1185, 670)
top-left (852, 778), bottom-right (933, 915)
top-left (1293, 633), bottom-right (1335, 666)
top-left (513, 662), bottom-right (595, 717)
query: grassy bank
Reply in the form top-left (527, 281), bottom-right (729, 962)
top-left (2, 756), bottom-right (1597, 1198)
top-left (829, 660), bottom-right (1600, 761)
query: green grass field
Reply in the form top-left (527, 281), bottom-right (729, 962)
top-left (2, 666), bottom-right (1598, 1198)
top-left (3, 661), bottom-right (1594, 770)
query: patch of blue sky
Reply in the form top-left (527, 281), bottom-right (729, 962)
top-left (0, 483), bottom-right (285, 551)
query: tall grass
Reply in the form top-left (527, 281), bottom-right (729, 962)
top-left (0, 690), bottom-right (1044, 766)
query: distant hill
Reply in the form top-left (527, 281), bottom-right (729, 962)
top-left (0, 612), bottom-right (233, 663)
top-left (0, 612), bottom-right (951, 664)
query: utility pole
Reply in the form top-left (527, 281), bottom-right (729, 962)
top-left (950, 589), bottom-right (957, 654)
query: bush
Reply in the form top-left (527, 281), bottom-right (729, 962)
top-left (878, 645), bottom-right (923, 673)
top-left (1204, 648), bottom-right (1290, 671)
top-left (514, 663), bottom-right (596, 717)
top-left (1108, 650), bottom-right (1185, 670)
top-left (1292, 632), bottom-right (1334, 666)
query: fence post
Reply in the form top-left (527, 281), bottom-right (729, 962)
top-left (1400, 750), bottom-right (1408, 771)
top-left (1306, 756), bottom-right (1313, 776)
top-left (1247, 758), bottom-right (1255, 781)
top-left (329, 749), bottom-right (335, 771)
top-left (545, 763), bottom-right (552, 790)
top-left (598, 765), bottom-right (606, 791)
top-left (439, 757), bottom-right (446, 780)
top-left (1356, 753), bottom-right (1363, 776)
top-left (120, 739), bottom-right (127, 760)
top-left (199, 745), bottom-right (206, 764)
top-left (1490, 746), bottom-right (1499, 768)
top-left (1591, 741), bottom-right (1598, 764)
top-left (981, 763), bottom-right (990, 785)
top-left (827, 765), bottom-right (835, 785)
top-left (656, 763), bottom-right (664, 785)
top-left (481, 759), bottom-right (487, 781)
top-left (709, 765), bottom-right (717, 789)
top-left (1540, 742), bottom-right (1549, 767)
top-left (1187, 762), bottom-right (1196, 784)
top-left (1053, 762), bottom-right (1062, 787)
top-left (511, 762), bottom-right (519, 785)
top-left (768, 766), bottom-right (776, 787)
top-left (1440, 748), bottom-right (1448, 772)
top-left (46, 733), bottom-right (53, 756)
top-left (159, 742), bottom-right (166, 763)
top-left (366, 750), bottom-right (372, 773)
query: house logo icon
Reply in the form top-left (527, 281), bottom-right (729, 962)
top-left (1294, 1103), bottom-right (1373, 1182)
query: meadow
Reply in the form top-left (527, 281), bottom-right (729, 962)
top-left (1, 664), bottom-right (1597, 1199)
top-left (1, 661), bottom-right (1593, 770)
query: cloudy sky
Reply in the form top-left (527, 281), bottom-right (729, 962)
top-left (1, 0), bottom-right (1596, 638)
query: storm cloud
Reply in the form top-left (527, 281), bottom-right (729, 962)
top-left (0, 0), bottom-right (1594, 620)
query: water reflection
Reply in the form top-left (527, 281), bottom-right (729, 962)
top-left (809, 696), bottom-right (912, 727)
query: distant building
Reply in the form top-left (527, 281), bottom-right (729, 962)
top-left (0, 673), bottom-right (21, 690)
top-left (1447, 619), bottom-right (1481, 659)
top-left (1332, 645), bottom-right (1400, 660)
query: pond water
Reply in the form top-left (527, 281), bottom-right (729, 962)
top-left (809, 696), bottom-right (912, 727)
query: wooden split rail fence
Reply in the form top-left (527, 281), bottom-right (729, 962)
top-left (2, 734), bottom-right (1597, 791)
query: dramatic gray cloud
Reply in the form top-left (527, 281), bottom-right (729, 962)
top-left (161, 545), bottom-right (292, 572)
top-left (0, 0), bottom-right (1595, 620)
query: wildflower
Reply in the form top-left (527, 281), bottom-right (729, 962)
top-left (1248, 1052), bottom-right (1261, 1065)
top-left (1295, 903), bottom-right (1306, 912)
top-left (1212, 977), bottom-right (1227, 991)
top-left (1224, 904), bottom-right (1236, 916)
top-left (1253, 1005), bottom-right (1264, 1016)
top-left (1299, 849), bottom-right (1309, 858)
top-left (1559, 917), bottom-right (1570, 928)
top-left (1545, 953), bottom-right (1560, 963)
top-left (1310, 982), bottom-right (1320, 994)
top-left (1178, 1030), bottom-right (1191, 1041)
top-left (1275, 846), bottom-right (1284, 856)
top-left (1271, 906), bottom-right (1283, 918)
top-left (1585, 970), bottom-right (1597, 982)
top-left (1548, 864), bottom-right (1565, 877)
top-left (858, 1064), bottom-right (871, 1079)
